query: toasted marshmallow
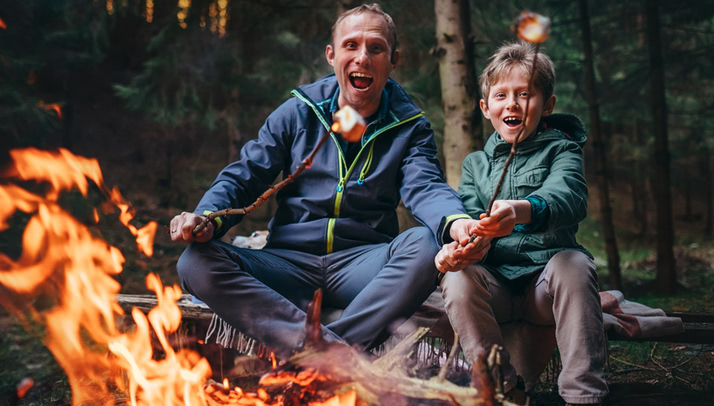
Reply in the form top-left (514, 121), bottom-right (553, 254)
top-left (331, 105), bottom-right (366, 142)
top-left (513, 11), bottom-right (551, 44)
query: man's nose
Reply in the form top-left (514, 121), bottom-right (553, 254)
top-left (355, 46), bottom-right (370, 65)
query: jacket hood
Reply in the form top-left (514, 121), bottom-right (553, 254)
top-left (294, 74), bottom-right (423, 122)
top-left (485, 113), bottom-right (587, 157)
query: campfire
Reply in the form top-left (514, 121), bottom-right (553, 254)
top-left (1, 148), bottom-right (508, 405)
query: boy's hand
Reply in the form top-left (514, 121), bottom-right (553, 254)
top-left (475, 200), bottom-right (531, 237)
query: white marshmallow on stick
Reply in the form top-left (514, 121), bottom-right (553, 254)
top-left (331, 105), bottom-right (366, 142)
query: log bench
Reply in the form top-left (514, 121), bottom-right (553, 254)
top-left (117, 291), bottom-right (714, 388)
top-left (116, 291), bottom-right (714, 345)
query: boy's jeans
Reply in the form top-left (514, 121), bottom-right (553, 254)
top-left (441, 250), bottom-right (608, 404)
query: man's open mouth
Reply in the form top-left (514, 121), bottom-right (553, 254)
top-left (349, 72), bottom-right (373, 89)
top-left (504, 116), bottom-right (523, 127)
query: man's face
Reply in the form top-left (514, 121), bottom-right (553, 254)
top-left (480, 68), bottom-right (556, 143)
top-left (326, 12), bottom-right (398, 118)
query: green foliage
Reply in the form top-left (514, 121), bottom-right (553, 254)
top-left (0, 0), bottom-right (109, 151)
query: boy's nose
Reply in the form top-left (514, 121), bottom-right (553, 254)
top-left (507, 100), bottom-right (520, 110)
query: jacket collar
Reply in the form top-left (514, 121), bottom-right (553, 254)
top-left (294, 74), bottom-right (422, 124)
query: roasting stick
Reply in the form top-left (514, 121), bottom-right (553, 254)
top-left (191, 105), bottom-right (366, 235)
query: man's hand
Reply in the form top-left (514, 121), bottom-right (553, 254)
top-left (170, 212), bottom-right (214, 243)
top-left (475, 199), bottom-right (531, 238)
top-left (449, 218), bottom-right (479, 246)
top-left (435, 238), bottom-right (491, 273)
top-left (443, 218), bottom-right (492, 269)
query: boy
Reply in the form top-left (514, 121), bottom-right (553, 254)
top-left (435, 42), bottom-right (608, 406)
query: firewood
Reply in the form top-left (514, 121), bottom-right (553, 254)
top-left (259, 290), bottom-right (489, 406)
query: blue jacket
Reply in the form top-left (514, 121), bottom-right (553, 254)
top-left (196, 74), bottom-right (469, 255)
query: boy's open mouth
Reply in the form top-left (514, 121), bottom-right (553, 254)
top-left (504, 116), bottom-right (523, 127)
top-left (350, 72), bottom-right (373, 90)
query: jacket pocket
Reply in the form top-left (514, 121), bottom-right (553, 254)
top-left (513, 166), bottom-right (549, 197)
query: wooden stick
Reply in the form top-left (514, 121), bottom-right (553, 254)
top-left (192, 130), bottom-right (331, 235)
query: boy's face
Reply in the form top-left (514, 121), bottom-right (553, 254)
top-left (480, 68), bottom-right (556, 143)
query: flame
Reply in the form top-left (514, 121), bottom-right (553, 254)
top-left (309, 390), bottom-right (356, 406)
top-left (38, 101), bottom-right (62, 118)
top-left (0, 148), bottom-right (357, 406)
top-left (0, 17), bottom-right (6, 29)
top-left (0, 148), bottom-right (208, 405)
top-left (513, 11), bottom-right (551, 44)
top-left (16, 378), bottom-right (34, 399)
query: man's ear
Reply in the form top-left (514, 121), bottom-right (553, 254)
top-left (542, 95), bottom-right (556, 116)
top-left (479, 99), bottom-right (491, 120)
top-left (325, 44), bottom-right (335, 67)
top-left (390, 49), bottom-right (400, 67)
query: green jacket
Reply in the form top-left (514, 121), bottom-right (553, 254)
top-left (459, 113), bottom-right (592, 281)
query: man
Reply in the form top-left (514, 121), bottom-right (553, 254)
top-left (171, 3), bottom-right (484, 358)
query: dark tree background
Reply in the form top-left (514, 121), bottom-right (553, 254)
top-left (1, 0), bottom-right (713, 295)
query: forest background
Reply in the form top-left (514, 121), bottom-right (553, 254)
top-left (1, 0), bottom-right (714, 405)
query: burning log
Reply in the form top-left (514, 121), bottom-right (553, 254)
top-left (257, 290), bottom-right (500, 406)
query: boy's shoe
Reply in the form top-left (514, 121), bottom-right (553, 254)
top-left (502, 376), bottom-right (527, 405)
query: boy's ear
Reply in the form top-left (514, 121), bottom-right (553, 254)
top-left (542, 95), bottom-right (556, 116)
top-left (479, 99), bottom-right (490, 119)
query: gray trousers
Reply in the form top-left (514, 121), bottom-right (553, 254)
top-left (441, 250), bottom-right (608, 404)
top-left (177, 226), bottom-right (438, 358)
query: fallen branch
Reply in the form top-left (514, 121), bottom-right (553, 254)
top-left (258, 290), bottom-right (502, 406)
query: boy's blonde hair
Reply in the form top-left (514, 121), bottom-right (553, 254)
top-left (479, 41), bottom-right (555, 105)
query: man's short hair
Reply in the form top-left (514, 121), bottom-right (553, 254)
top-left (331, 3), bottom-right (398, 62)
top-left (479, 41), bottom-right (556, 105)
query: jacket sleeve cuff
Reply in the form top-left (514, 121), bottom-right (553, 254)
top-left (202, 209), bottom-right (223, 234)
top-left (513, 195), bottom-right (549, 233)
top-left (438, 213), bottom-right (472, 245)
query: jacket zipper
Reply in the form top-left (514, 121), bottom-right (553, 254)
top-left (292, 89), bottom-right (424, 253)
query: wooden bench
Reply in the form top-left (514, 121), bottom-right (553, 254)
top-left (116, 292), bottom-right (714, 346)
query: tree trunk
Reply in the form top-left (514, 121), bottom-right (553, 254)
top-left (434, 0), bottom-right (481, 189)
top-left (645, 0), bottom-right (676, 294)
top-left (704, 153), bottom-right (713, 235)
top-left (632, 119), bottom-right (648, 237)
top-left (579, 0), bottom-right (622, 291)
